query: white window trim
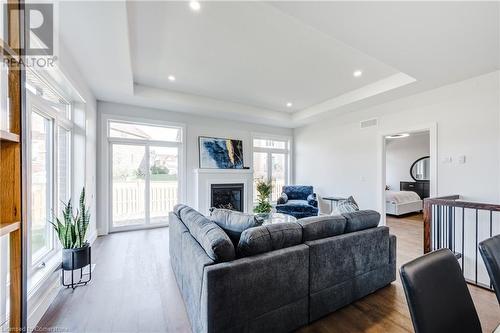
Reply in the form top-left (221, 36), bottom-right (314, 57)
top-left (26, 91), bottom-right (73, 278)
top-left (251, 133), bottom-right (293, 202)
top-left (99, 114), bottom-right (187, 235)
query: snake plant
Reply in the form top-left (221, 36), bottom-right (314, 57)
top-left (50, 188), bottom-right (90, 249)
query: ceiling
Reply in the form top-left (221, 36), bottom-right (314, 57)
top-left (57, 1), bottom-right (500, 128)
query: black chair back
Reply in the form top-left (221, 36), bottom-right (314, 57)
top-left (479, 235), bottom-right (500, 305)
top-left (400, 248), bottom-right (481, 333)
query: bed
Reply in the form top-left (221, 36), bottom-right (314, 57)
top-left (386, 190), bottom-right (423, 216)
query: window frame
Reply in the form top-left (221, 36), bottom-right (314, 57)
top-left (26, 89), bottom-right (73, 274)
top-left (106, 118), bottom-right (186, 233)
top-left (252, 133), bottom-right (292, 203)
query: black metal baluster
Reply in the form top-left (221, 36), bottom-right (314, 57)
top-left (490, 210), bottom-right (493, 289)
top-left (475, 209), bottom-right (478, 285)
top-left (490, 210), bottom-right (493, 237)
top-left (452, 207), bottom-right (455, 253)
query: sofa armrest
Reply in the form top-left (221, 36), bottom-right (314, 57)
top-left (277, 192), bottom-right (288, 204)
top-left (201, 245), bottom-right (309, 333)
top-left (389, 234), bottom-right (397, 264)
top-left (307, 193), bottom-right (318, 207)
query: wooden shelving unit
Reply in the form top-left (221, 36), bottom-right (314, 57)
top-left (0, 130), bottom-right (20, 143)
top-left (0, 0), bottom-right (26, 330)
top-left (0, 221), bottom-right (20, 237)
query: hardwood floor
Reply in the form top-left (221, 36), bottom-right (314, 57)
top-left (37, 214), bottom-right (500, 333)
top-left (298, 213), bottom-right (500, 333)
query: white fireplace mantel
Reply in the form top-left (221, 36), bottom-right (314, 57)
top-left (194, 168), bottom-right (254, 215)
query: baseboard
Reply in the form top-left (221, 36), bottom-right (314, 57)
top-left (88, 230), bottom-right (98, 245)
top-left (27, 275), bottom-right (60, 332)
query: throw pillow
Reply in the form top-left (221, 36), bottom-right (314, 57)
top-left (277, 192), bottom-right (288, 204)
top-left (210, 208), bottom-right (261, 244)
top-left (337, 196), bottom-right (360, 214)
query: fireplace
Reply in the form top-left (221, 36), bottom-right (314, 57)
top-left (210, 183), bottom-right (244, 212)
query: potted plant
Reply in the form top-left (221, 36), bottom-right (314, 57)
top-left (253, 180), bottom-right (273, 218)
top-left (50, 188), bottom-right (91, 272)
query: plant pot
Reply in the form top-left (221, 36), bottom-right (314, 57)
top-left (62, 244), bottom-right (91, 271)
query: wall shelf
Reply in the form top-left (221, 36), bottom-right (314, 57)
top-left (0, 130), bottom-right (20, 143)
top-left (0, 221), bottom-right (20, 237)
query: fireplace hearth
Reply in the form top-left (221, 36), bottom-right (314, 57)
top-left (211, 183), bottom-right (244, 212)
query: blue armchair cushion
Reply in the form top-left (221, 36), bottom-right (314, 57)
top-left (277, 192), bottom-right (288, 205)
top-left (282, 185), bottom-right (314, 200)
top-left (307, 193), bottom-right (318, 207)
top-left (276, 200), bottom-right (318, 213)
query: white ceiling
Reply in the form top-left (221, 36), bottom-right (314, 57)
top-left (57, 1), bottom-right (499, 128)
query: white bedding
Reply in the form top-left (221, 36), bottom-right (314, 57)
top-left (386, 190), bottom-right (421, 204)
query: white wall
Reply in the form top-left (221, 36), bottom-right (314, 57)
top-left (386, 133), bottom-right (430, 191)
top-left (25, 40), bottom-right (98, 330)
top-left (294, 70), bottom-right (500, 285)
top-left (97, 101), bottom-right (292, 235)
top-left (294, 70), bottom-right (500, 208)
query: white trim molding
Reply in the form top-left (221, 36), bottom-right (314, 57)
top-left (194, 168), bottom-right (253, 215)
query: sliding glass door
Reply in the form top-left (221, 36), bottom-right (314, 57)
top-left (108, 120), bottom-right (183, 232)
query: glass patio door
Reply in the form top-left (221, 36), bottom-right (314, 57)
top-left (110, 142), bottom-right (180, 231)
top-left (111, 144), bottom-right (147, 228)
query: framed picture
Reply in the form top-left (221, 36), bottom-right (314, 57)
top-left (199, 136), bottom-right (244, 169)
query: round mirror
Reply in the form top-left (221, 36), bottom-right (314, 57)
top-left (410, 156), bottom-right (430, 181)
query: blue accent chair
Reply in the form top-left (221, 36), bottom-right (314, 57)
top-left (275, 185), bottom-right (318, 219)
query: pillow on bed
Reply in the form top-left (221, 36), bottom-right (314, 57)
top-left (337, 196), bottom-right (359, 214)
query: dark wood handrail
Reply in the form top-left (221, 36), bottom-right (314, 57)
top-left (423, 195), bottom-right (500, 253)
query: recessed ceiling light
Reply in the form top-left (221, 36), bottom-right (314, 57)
top-left (189, 1), bottom-right (201, 11)
top-left (286, 102), bottom-right (293, 108)
top-left (168, 75), bottom-right (176, 82)
top-left (353, 70), bottom-right (363, 77)
top-left (386, 133), bottom-right (410, 139)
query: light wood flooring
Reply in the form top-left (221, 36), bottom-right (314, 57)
top-left (37, 214), bottom-right (500, 332)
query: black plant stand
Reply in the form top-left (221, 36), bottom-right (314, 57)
top-left (61, 246), bottom-right (92, 289)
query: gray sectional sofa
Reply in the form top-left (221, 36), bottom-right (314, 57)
top-left (169, 205), bottom-right (396, 333)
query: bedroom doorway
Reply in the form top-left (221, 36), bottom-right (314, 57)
top-left (381, 128), bottom-right (435, 253)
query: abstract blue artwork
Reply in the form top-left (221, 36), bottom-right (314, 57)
top-left (199, 136), bottom-right (244, 169)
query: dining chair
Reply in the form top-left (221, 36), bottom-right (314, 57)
top-left (479, 235), bottom-right (500, 305)
top-left (400, 248), bottom-right (482, 333)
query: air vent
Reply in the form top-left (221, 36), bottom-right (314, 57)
top-left (360, 118), bottom-right (378, 129)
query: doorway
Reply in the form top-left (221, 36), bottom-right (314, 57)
top-left (379, 125), bottom-right (437, 254)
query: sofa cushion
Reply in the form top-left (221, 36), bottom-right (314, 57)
top-left (237, 222), bottom-right (303, 257)
top-left (209, 208), bottom-right (261, 244)
top-left (178, 205), bottom-right (235, 262)
top-left (342, 210), bottom-right (380, 233)
top-left (297, 215), bottom-right (347, 241)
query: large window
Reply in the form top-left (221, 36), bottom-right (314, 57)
top-left (27, 70), bottom-right (73, 268)
top-left (108, 120), bottom-right (183, 231)
top-left (253, 136), bottom-right (291, 202)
